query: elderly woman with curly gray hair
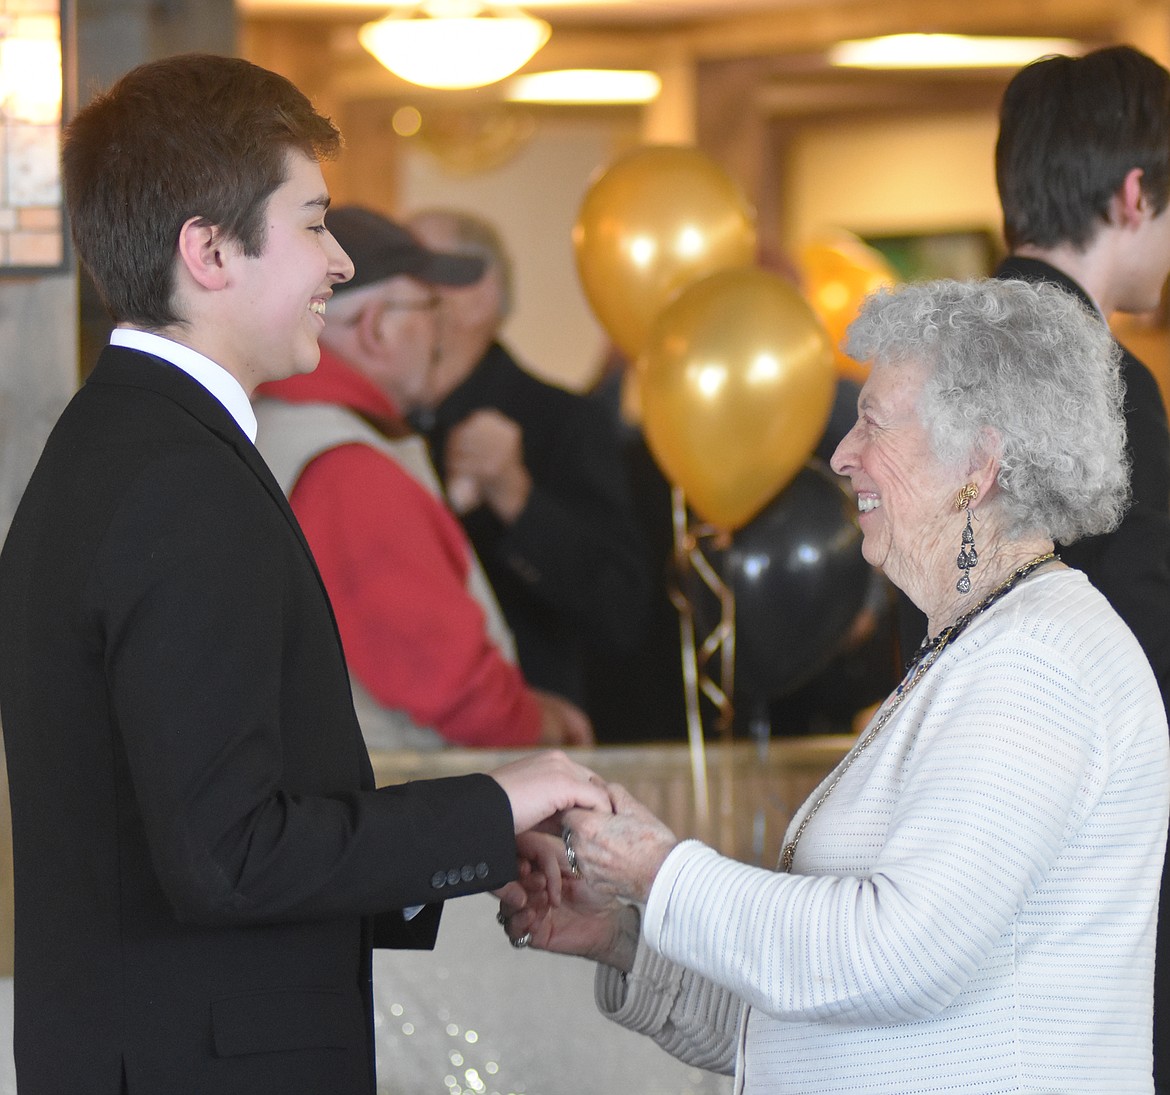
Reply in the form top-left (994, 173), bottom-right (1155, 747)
top-left (499, 277), bottom-right (1170, 1094)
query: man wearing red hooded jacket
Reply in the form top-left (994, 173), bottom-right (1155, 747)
top-left (255, 205), bottom-right (591, 750)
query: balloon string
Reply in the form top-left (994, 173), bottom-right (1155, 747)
top-left (674, 571), bottom-right (710, 831)
top-left (671, 487), bottom-right (709, 829)
top-left (669, 487), bottom-right (737, 833)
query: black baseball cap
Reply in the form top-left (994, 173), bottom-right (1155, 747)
top-left (327, 205), bottom-right (485, 293)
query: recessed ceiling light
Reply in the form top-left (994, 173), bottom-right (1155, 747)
top-left (829, 34), bottom-right (1083, 70)
top-left (505, 69), bottom-right (661, 104)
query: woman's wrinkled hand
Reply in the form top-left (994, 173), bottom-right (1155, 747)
top-left (560, 782), bottom-right (677, 905)
top-left (496, 830), bottom-right (637, 970)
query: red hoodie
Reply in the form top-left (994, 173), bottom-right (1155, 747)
top-left (256, 349), bottom-right (541, 746)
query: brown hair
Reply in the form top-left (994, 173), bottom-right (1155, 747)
top-left (63, 53), bottom-right (341, 328)
top-left (997, 45), bottom-right (1170, 251)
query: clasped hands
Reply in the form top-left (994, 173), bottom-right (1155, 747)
top-left (495, 779), bottom-right (678, 972)
top-left (444, 409), bottom-right (532, 522)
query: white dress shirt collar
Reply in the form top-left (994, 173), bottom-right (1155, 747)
top-left (109, 328), bottom-right (258, 443)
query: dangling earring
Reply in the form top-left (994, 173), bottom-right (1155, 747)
top-left (954, 483), bottom-right (979, 594)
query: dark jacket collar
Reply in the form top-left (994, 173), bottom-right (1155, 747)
top-left (89, 343), bottom-right (251, 449)
top-left (87, 344), bottom-right (324, 580)
top-left (993, 255), bottom-right (1099, 317)
top-left (429, 340), bottom-right (514, 429)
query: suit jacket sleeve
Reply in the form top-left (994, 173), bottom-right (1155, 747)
top-left (92, 444), bottom-right (517, 926)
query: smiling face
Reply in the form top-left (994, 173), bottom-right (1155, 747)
top-left (217, 149), bottom-right (354, 391)
top-left (830, 359), bottom-right (962, 607)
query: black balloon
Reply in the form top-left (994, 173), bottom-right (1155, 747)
top-left (689, 460), bottom-right (872, 704)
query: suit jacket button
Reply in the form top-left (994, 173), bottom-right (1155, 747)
top-left (431, 871), bottom-right (447, 890)
top-left (446, 867), bottom-right (461, 887)
top-left (461, 864), bottom-right (475, 882)
top-left (475, 862), bottom-right (489, 879)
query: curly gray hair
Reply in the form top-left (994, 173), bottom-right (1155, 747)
top-left (845, 278), bottom-right (1130, 543)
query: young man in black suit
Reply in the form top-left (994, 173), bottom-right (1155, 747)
top-left (996, 44), bottom-right (1170, 1092)
top-left (0, 53), bottom-right (608, 1095)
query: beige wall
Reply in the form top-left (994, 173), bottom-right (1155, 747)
top-left (400, 115), bottom-right (633, 392)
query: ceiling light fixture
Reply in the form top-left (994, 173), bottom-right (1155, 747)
top-left (505, 69), bottom-right (662, 105)
top-left (829, 33), bottom-right (1083, 70)
top-left (359, 1), bottom-right (551, 91)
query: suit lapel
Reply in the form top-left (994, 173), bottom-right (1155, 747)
top-left (88, 347), bottom-right (332, 601)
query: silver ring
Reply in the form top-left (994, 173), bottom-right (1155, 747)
top-left (510, 932), bottom-right (532, 949)
top-left (496, 909), bottom-right (507, 926)
top-left (563, 828), bottom-right (582, 879)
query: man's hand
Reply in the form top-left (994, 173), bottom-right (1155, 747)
top-left (489, 750), bottom-right (611, 834)
top-left (444, 409), bottom-right (532, 522)
top-left (534, 689), bottom-right (594, 746)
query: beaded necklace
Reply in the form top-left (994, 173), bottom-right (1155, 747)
top-left (778, 551), bottom-right (1058, 873)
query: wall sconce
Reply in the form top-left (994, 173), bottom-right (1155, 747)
top-left (0, 0), bottom-right (67, 272)
top-left (359, 1), bottom-right (550, 91)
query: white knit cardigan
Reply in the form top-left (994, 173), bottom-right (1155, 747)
top-left (597, 569), bottom-right (1169, 1094)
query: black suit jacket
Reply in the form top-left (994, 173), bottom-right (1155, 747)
top-left (0, 346), bottom-right (517, 1095)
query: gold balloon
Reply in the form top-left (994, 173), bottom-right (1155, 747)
top-left (574, 145), bottom-right (757, 360)
top-left (799, 231), bottom-right (898, 383)
top-left (639, 267), bottom-right (836, 531)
